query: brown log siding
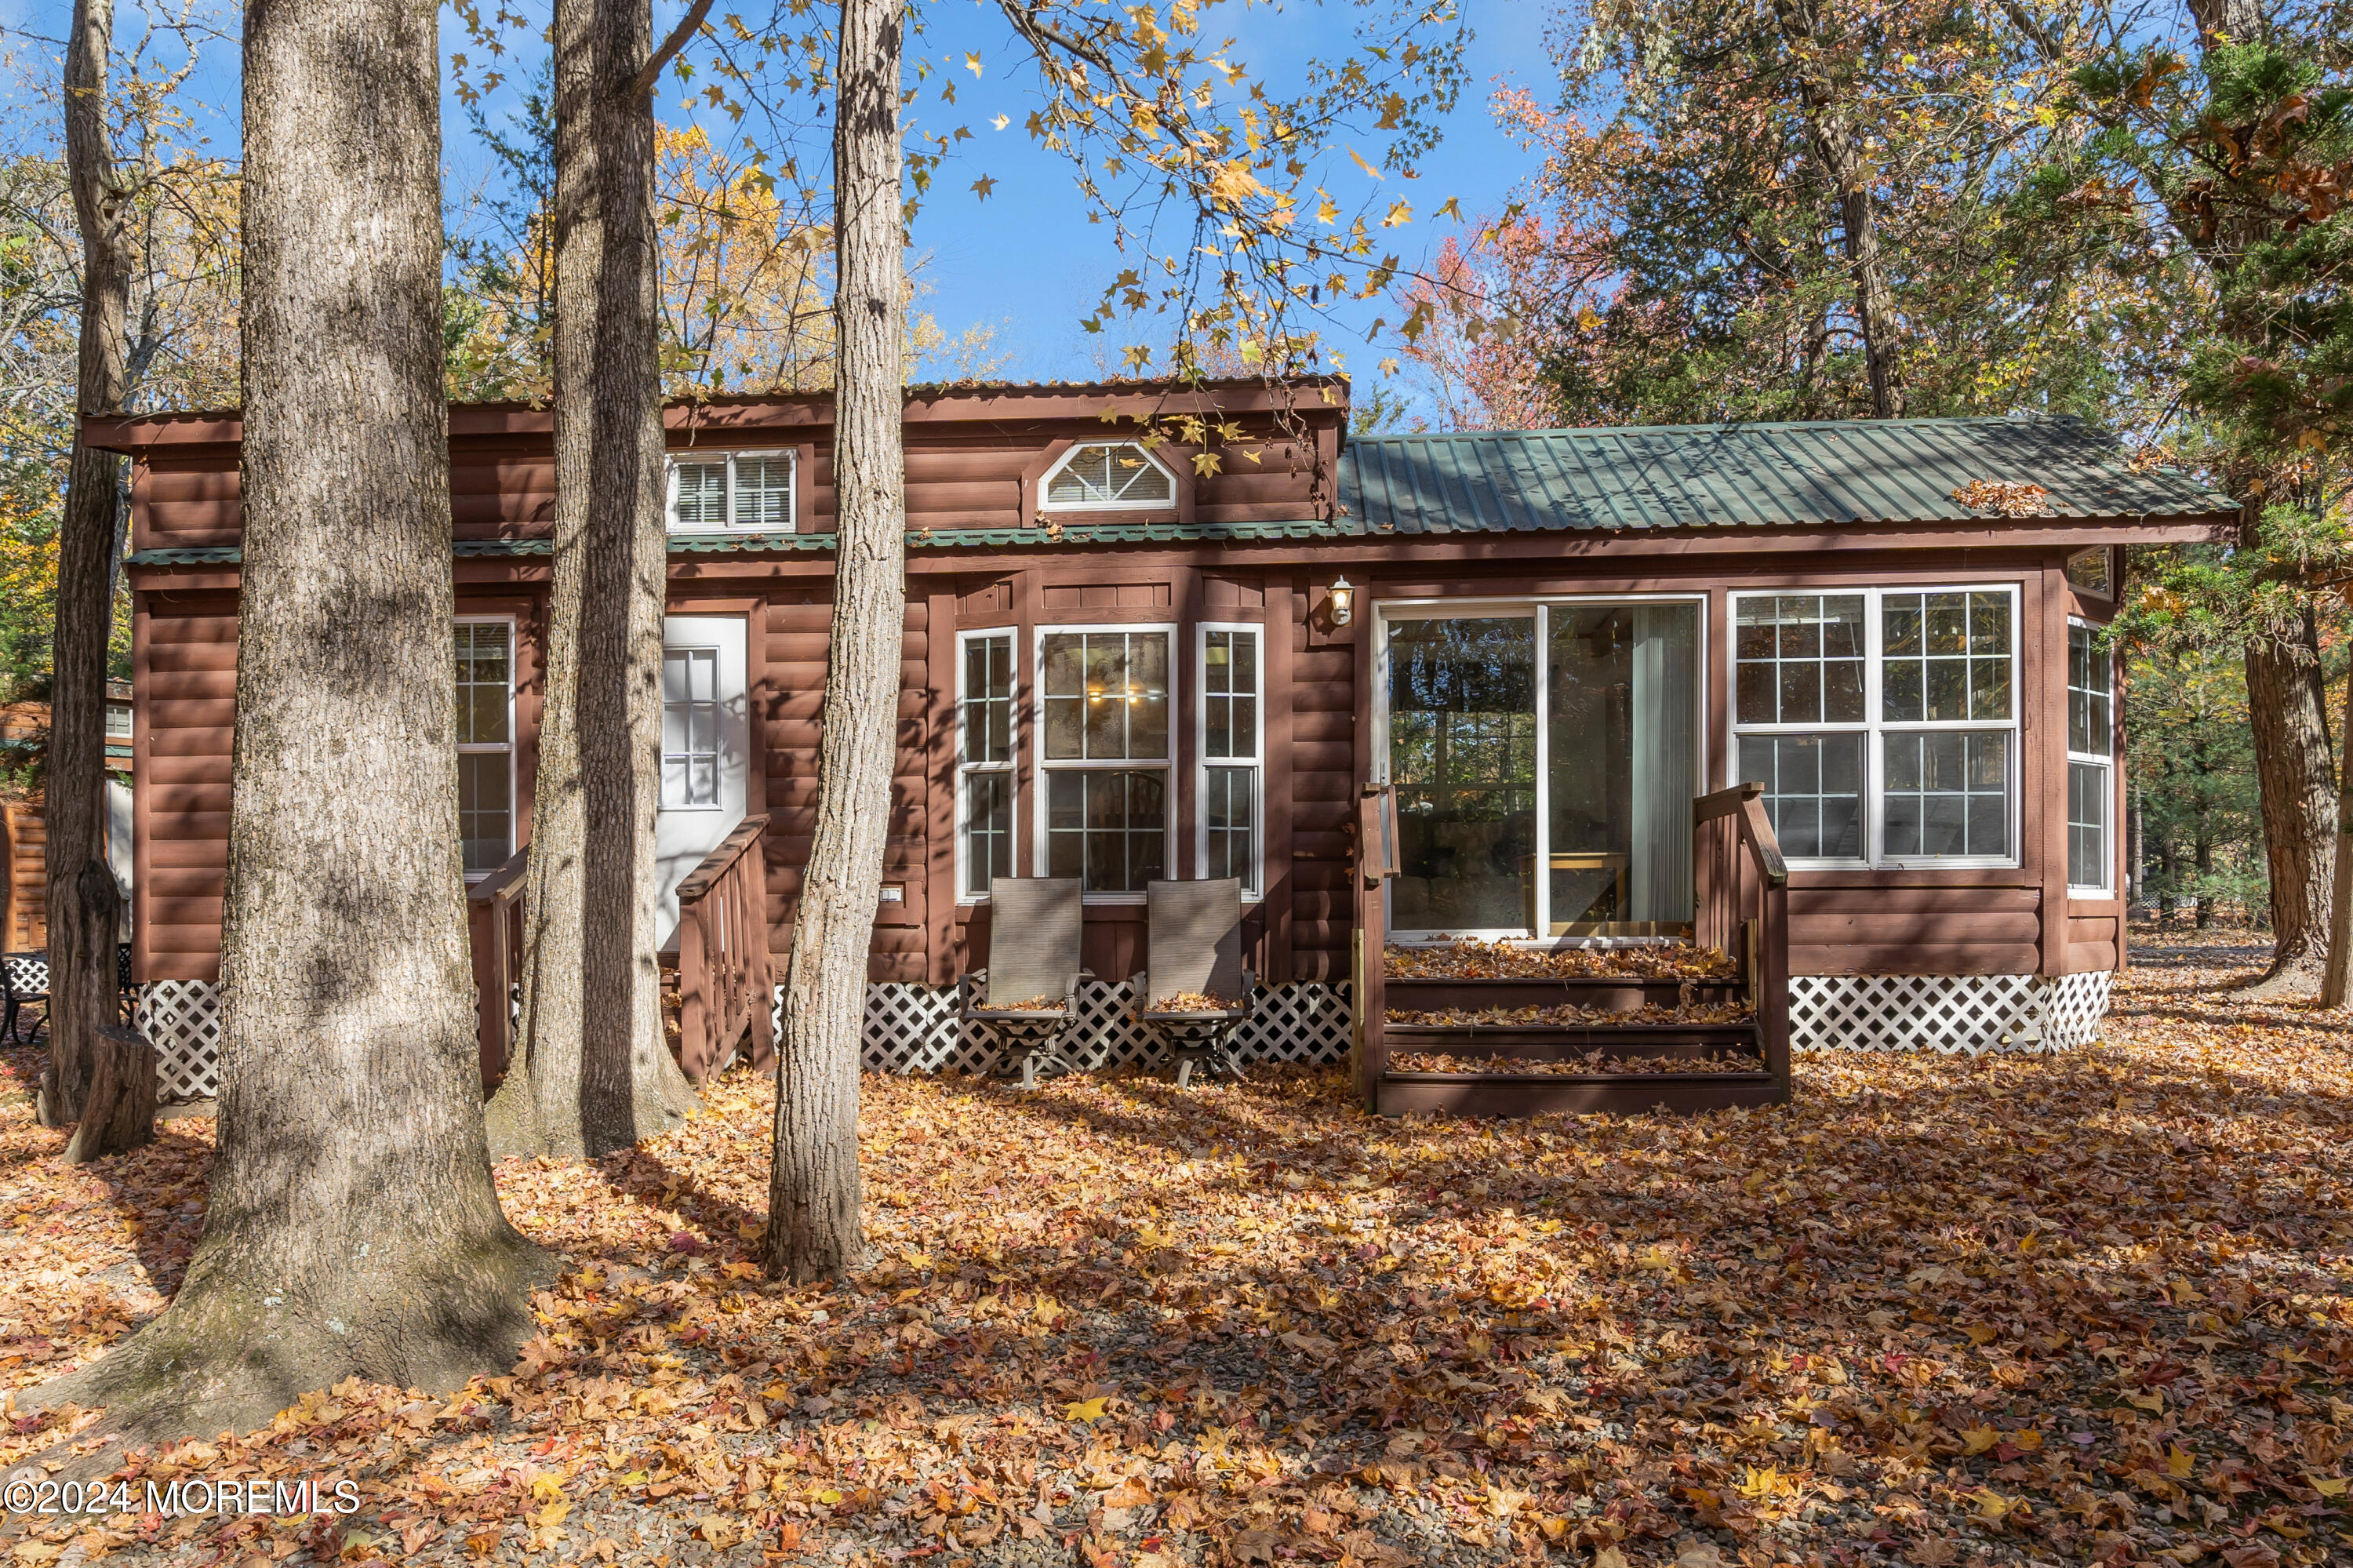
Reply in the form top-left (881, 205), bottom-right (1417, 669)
top-left (124, 388), bottom-right (2177, 992)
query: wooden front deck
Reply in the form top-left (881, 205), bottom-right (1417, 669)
top-left (1354, 783), bottom-right (1793, 1119)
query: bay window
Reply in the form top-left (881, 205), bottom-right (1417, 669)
top-left (958, 631), bottom-right (1015, 897)
top-left (2067, 620), bottom-right (2115, 891)
top-left (1732, 587), bottom-right (2017, 865)
top-left (1038, 628), bottom-right (1171, 893)
top-left (454, 619), bottom-right (515, 875)
top-left (1198, 625), bottom-right (1261, 894)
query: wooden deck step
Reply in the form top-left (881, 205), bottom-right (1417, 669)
top-left (1377, 1065), bottom-right (1780, 1117)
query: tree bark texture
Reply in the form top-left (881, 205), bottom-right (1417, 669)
top-left (42, 0), bottom-right (130, 1130)
top-left (571, 0), bottom-right (696, 1155)
top-left (762, 0), bottom-right (904, 1283)
top-left (29, 0), bottom-right (555, 1439)
top-left (2320, 658), bottom-right (2353, 1006)
top-left (63, 1025), bottom-right (153, 1165)
top-left (482, 0), bottom-right (603, 1162)
top-left (2245, 612), bottom-right (2335, 991)
top-left (1771, 0), bottom-right (1907, 419)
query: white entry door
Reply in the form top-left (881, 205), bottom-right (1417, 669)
top-left (655, 616), bottom-right (751, 950)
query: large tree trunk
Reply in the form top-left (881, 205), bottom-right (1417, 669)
top-left (2322, 655), bottom-right (2353, 1006)
top-left (1772, 0), bottom-right (1907, 419)
top-left (761, 0), bottom-right (904, 1283)
top-left (40, 0), bottom-right (130, 1130)
top-left (26, 0), bottom-right (555, 1441)
top-left (573, 0), bottom-right (695, 1153)
top-left (2245, 612), bottom-right (2334, 992)
top-left (482, 0), bottom-right (602, 1162)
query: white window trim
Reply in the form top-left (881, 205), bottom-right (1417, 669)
top-left (1038, 441), bottom-right (1180, 514)
top-left (2066, 617), bottom-right (2116, 894)
top-left (1372, 595), bottom-right (1707, 944)
top-left (1032, 621), bottom-right (1178, 903)
top-left (955, 628), bottom-right (1017, 905)
top-left (1195, 620), bottom-right (1266, 900)
top-left (660, 644), bottom-right (727, 813)
top-left (455, 614), bottom-right (518, 882)
top-left (665, 446), bottom-right (796, 534)
top-left (1727, 584), bottom-right (2023, 872)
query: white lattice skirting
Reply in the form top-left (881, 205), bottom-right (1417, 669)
top-left (822, 980), bottom-right (1353, 1075)
top-left (1789, 970), bottom-right (2112, 1055)
top-left (125, 970), bottom-right (2105, 1099)
top-left (123, 978), bottom-right (1353, 1102)
top-left (133, 980), bottom-right (224, 1102)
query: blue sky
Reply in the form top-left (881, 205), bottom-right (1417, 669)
top-left (3, 0), bottom-right (1562, 420)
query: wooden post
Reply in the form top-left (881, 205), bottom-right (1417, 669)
top-left (63, 1024), bottom-right (155, 1163)
top-left (678, 887), bottom-right (711, 1081)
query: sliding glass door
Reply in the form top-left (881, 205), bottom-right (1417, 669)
top-left (1384, 600), bottom-right (1700, 940)
top-left (1387, 613), bottom-right (1537, 932)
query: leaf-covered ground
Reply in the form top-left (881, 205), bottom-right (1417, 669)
top-left (0, 935), bottom-right (2346, 1568)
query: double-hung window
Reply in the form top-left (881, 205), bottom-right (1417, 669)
top-left (2067, 620), bottom-right (2115, 891)
top-left (666, 448), bottom-right (795, 533)
top-left (958, 631), bottom-right (1016, 897)
top-left (1039, 627), bottom-right (1171, 893)
top-left (1733, 587), bottom-right (2018, 864)
top-left (454, 619), bottom-right (515, 875)
top-left (1198, 624), bottom-right (1261, 895)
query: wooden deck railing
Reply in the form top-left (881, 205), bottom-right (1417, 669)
top-left (1693, 783), bottom-right (1791, 1101)
top-left (675, 814), bottom-right (774, 1084)
top-left (467, 848), bottom-right (529, 1091)
top-left (1352, 785), bottom-right (1399, 1109)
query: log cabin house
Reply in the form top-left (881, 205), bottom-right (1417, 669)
top-left (90, 379), bottom-right (2235, 1115)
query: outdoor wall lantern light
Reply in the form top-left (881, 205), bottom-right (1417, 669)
top-left (1328, 577), bottom-right (1355, 627)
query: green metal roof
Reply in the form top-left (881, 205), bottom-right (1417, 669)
top-left (1337, 417), bottom-right (2235, 534)
top-left (122, 417), bottom-right (2230, 572)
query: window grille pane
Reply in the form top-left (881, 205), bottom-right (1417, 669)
top-left (660, 646), bottom-right (722, 807)
top-left (1203, 629), bottom-right (1259, 760)
top-left (1043, 442), bottom-right (1173, 508)
top-left (1733, 595), bottom-right (1865, 724)
top-left (1046, 769), bottom-right (1166, 892)
top-left (1882, 591), bottom-right (2009, 723)
top-left (670, 460), bottom-right (728, 530)
top-left (453, 623), bottom-right (511, 745)
top-left (1040, 631), bottom-right (1169, 761)
top-left (1738, 733), bottom-right (1861, 859)
top-left (962, 635), bottom-right (1013, 763)
top-left (964, 772), bottom-right (1013, 896)
top-left (1882, 731), bottom-right (2008, 857)
top-left (1206, 766), bottom-right (1255, 885)
top-left (734, 454), bottom-right (792, 529)
top-left (2069, 760), bottom-right (2109, 887)
top-left (2068, 623), bottom-right (2113, 758)
top-left (457, 751), bottom-right (511, 875)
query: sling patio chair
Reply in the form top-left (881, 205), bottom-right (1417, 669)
top-left (2, 951), bottom-right (48, 1047)
top-left (1129, 877), bottom-right (1257, 1089)
top-left (959, 877), bottom-right (1088, 1090)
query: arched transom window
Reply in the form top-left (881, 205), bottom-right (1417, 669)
top-left (1041, 441), bottom-right (1177, 511)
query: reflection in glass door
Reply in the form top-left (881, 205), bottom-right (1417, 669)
top-left (1387, 615), bottom-right (1537, 932)
top-left (1384, 601), bottom-right (1699, 940)
top-left (1545, 604), bottom-right (1697, 933)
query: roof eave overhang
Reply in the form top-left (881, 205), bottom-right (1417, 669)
top-left (82, 378), bottom-right (1352, 453)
